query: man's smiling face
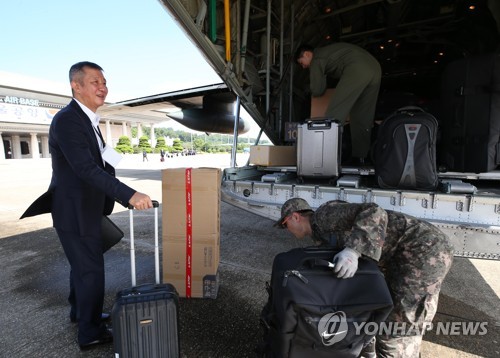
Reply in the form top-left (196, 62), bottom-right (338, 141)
top-left (71, 66), bottom-right (108, 112)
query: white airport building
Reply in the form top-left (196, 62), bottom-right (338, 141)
top-left (0, 72), bottom-right (166, 160)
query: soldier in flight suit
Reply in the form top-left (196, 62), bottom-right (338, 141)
top-left (295, 43), bottom-right (381, 163)
top-left (275, 198), bottom-right (454, 358)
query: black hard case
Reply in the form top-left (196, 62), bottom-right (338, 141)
top-left (261, 247), bottom-right (393, 358)
top-left (374, 107), bottom-right (439, 190)
top-left (112, 201), bottom-right (180, 358)
top-left (440, 54), bottom-right (500, 173)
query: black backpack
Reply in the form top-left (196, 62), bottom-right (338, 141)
top-left (258, 247), bottom-right (393, 358)
top-left (373, 106), bottom-right (439, 190)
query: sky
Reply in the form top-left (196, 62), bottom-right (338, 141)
top-left (0, 0), bottom-right (260, 136)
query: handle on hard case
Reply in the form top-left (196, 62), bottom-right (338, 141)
top-left (128, 200), bottom-right (160, 287)
top-left (306, 118), bottom-right (339, 130)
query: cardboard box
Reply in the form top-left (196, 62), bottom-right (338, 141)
top-left (162, 168), bottom-right (221, 298)
top-left (249, 145), bottom-right (297, 166)
top-left (311, 88), bottom-right (336, 118)
top-left (163, 235), bottom-right (219, 299)
top-left (310, 88), bottom-right (350, 123)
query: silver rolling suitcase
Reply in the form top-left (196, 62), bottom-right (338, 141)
top-left (297, 119), bottom-right (342, 181)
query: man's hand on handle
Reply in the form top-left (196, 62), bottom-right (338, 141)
top-left (333, 247), bottom-right (361, 279)
top-left (129, 192), bottom-right (153, 210)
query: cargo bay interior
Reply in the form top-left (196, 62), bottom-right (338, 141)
top-left (161, 0), bottom-right (500, 172)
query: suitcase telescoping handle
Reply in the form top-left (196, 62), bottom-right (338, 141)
top-left (128, 200), bottom-right (160, 287)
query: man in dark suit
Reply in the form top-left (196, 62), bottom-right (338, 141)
top-left (47, 61), bottom-right (152, 349)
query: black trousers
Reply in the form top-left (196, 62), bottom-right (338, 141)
top-left (56, 227), bottom-right (107, 344)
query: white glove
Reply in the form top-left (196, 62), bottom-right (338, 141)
top-left (333, 248), bottom-right (360, 279)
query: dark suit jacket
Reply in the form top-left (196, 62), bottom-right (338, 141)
top-left (22, 100), bottom-right (135, 237)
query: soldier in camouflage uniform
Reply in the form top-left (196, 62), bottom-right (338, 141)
top-left (275, 198), bottom-right (454, 358)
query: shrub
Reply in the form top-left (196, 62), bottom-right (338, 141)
top-left (115, 136), bottom-right (133, 154)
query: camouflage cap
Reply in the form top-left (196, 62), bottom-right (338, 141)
top-left (274, 198), bottom-right (313, 228)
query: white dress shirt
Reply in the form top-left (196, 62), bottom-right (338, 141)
top-left (74, 98), bottom-right (104, 151)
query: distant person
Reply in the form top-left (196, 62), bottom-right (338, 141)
top-left (22, 61), bottom-right (153, 350)
top-left (295, 43), bottom-right (382, 164)
top-left (7, 148), bottom-right (12, 159)
top-left (142, 149), bottom-right (148, 161)
top-left (275, 198), bottom-right (453, 357)
top-left (160, 149), bottom-right (165, 162)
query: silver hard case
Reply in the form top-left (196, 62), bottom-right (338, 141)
top-left (297, 119), bottom-right (342, 178)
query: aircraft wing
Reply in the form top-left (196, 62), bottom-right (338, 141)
top-left (99, 83), bottom-right (250, 134)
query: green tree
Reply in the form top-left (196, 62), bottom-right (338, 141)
top-left (193, 138), bottom-right (205, 152)
top-left (155, 127), bottom-right (176, 139)
top-left (150, 126), bottom-right (263, 152)
top-left (155, 137), bottom-right (168, 150)
top-left (132, 126), bottom-right (152, 139)
top-left (138, 135), bottom-right (152, 153)
top-left (171, 138), bottom-right (184, 153)
top-left (115, 136), bottom-right (133, 154)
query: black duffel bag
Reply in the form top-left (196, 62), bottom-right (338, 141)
top-left (258, 246), bottom-right (393, 358)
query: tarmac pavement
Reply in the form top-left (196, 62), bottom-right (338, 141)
top-left (0, 154), bottom-right (498, 357)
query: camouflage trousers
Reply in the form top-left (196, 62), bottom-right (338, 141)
top-left (376, 334), bottom-right (424, 358)
top-left (374, 288), bottom-right (439, 357)
top-left (376, 229), bottom-right (454, 358)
